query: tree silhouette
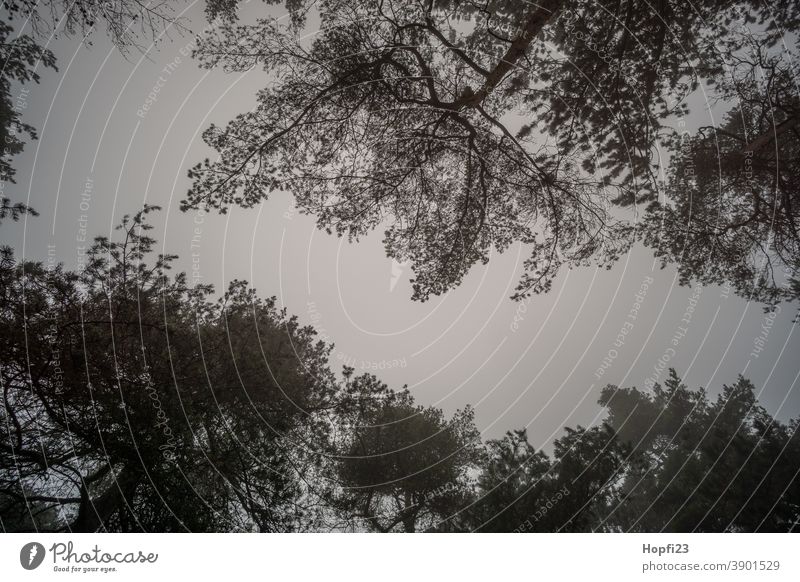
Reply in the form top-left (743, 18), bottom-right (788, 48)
top-left (330, 371), bottom-right (481, 532)
top-left (465, 428), bottom-right (553, 531)
top-left (1, 0), bottom-right (186, 228)
top-left (642, 32), bottom-right (800, 305)
top-left (470, 369), bottom-right (800, 532)
top-left (4, 0), bottom-right (188, 53)
top-left (0, 207), bottom-right (338, 531)
top-left (183, 0), bottom-right (798, 302)
top-left (1, 212), bottom-right (797, 533)
top-left (468, 424), bottom-right (626, 532)
top-left (0, 19), bottom-right (56, 189)
top-left (599, 370), bottom-right (800, 532)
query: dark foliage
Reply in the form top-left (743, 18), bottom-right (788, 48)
top-left (183, 0), bottom-right (799, 305)
top-left (1, 213), bottom-right (796, 531)
top-left (469, 369), bottom-right (800, 532)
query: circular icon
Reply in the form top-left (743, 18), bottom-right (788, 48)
top-left (20, 542), bottom-right (46, 570)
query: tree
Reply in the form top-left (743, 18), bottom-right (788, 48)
top-left (466, 428), bottom-right (554, 531)
top-left (330, 370), bottom-right (481, 532)
top-left (0, 207), bottom-right (338, 532)
top-left (0, 20), bottom-right (56, 188)
top-left (2, 225), bottom-right (797, 535)
top-left (642, 33), bottom-right (800, 305)
top-left (598, 370), bottom-right (800, 532)
top-left (468, 369), bottom-right (799, 532)
top-left (3, 0), bottom-right (188, 53)
top-left (468, 424), bottom-right (625, 532)
top-left (1, 0), bottom-right (186, 227)
top-left (183, 0), bottom-right (798, 302)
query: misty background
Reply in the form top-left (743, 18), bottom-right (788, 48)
top-left (1, 0), bottom-right (798, 451)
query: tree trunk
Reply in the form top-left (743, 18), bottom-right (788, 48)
top-left (402, 491), bottom-right (417, 532)
top-left (72, 466), bottom-right (138, 532)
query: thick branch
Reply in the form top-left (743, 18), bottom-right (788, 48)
top-left (743, 116), bottom-right (799, 153)
top-left (454, 0), bottom-right (561, 109)
top-left (71, 466), bottom-right (138, 532)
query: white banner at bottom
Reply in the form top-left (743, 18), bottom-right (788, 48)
top-left (1, 533), bottom-right (796, 581)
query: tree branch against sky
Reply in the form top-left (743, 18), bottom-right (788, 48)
top-left (642, 31), bottom-right (800, 305)
top-left (182, 0), bottom-right (799, 305)
top-left (2, 0), bottom-right (800, 539)
top-left (1, 0), bottom-right (188, 229)
top-left (184, 0), bottom-right (633, 301)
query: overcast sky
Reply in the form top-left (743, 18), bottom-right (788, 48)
top-left (1, 1), bottom-right (798, 449)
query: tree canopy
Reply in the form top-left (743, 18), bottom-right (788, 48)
top-left (2, 214), bottom-right (797, 531)
top-left (182, 0), bottom-right (799, 304)
top-left (642, 32), bottom-right (800, 305)
top-left (469, 369), bottom-right (800, 532)
top-left (1, 207), bottom-right (338, 531)
top-left (2, 0), bottom-right (799, 534)
top-left (331, 370), bottom-right (481, 532)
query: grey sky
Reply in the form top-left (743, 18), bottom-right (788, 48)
top-left (1, 2), bottom-right (798, 450)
